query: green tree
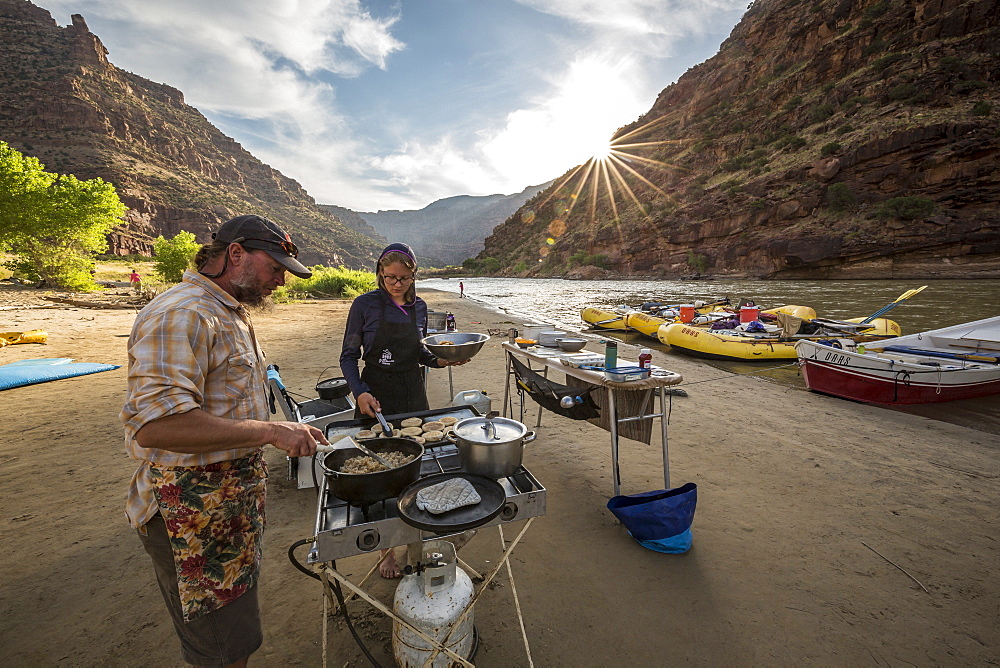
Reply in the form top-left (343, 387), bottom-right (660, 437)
top-left (152, 230), bottom-right (200, 282)
top-left (0, 141), bottom-right (125, 290)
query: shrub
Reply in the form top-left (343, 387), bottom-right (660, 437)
top-left (971, 101), bottom-right (992, 116)
top-left (686, 250), bottom-right (709, 273)
top-left (810, 103), bottom-right (836, 123)
top-left (875, 196), bottom-right (935, 220)
top-left (938, 56), bottom-right (964, 73)
top-left (844, 96), bottom-right (867, 111)
top-left (888, 83), bottom-right (919, 101)
top-left (826, 183), bottom-right (855, 212)
top-left (872, 53), bottom-right (906, 72)
top-left (152, 231), bottom-right (200, 282)
top-left (821, 142), bottom-right (842, 156)
top-left (782, 95), bottom-right (804, 112)
top-left (568, 251), bottom-right (608, 268)
top-left (272, 265), bottom-right (375, 301)
top-left (955, 80), bottom-right (987, 94)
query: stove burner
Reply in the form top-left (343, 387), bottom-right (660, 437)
top-left (309, 407), bottom-right (546, 563)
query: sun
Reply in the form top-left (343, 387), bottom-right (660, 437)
top-left (526, 114), bottom-right (688, 264)
top-left (590, 139), bottom-right (613, 162)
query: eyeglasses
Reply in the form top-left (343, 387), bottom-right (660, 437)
top-left (383, 274), bottom-right (414, 285)
top-left (234, 236), bottom-right (299, 257)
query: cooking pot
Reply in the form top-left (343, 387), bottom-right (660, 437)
top-left (320, 437), bottom-right (423, 505)
top-left (450, 415), bottom-right (535, 479)
top-left (315, 377), bottom-right (350, 401)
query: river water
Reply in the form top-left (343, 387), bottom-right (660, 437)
top-left (420, 276), bottom-right (1000, 433)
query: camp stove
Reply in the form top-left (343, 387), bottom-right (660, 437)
top-left (308, 407), bottom-right (546, 563)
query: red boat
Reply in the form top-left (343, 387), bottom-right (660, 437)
top-left (795, 316), bottom-right (1000, 405)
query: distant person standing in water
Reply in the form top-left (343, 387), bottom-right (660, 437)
top-left (459, 281), bottom-right (464, 298)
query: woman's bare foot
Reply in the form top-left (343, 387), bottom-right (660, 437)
top-left (379, 548), bottom-right (401, 578)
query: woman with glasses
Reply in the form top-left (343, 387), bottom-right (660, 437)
top-left (339, 242), bottom-right (465, 576)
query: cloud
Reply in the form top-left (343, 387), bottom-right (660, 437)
top-left (35, 0), bottom-right (745, 211)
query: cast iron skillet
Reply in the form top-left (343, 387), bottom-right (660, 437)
top-left (321, 437), bottom-right (423, 505)
top-left (396, 472), bottom-right (506, 533)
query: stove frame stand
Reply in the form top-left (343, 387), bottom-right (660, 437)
top-left (315, 518), bottom-right (536, 667)
top-left (308, 405), bottom-right (543, 666)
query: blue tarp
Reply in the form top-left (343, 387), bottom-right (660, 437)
top-left (0, 358), bottom-right (120, 391)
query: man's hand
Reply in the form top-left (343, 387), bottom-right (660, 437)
top-left (356, 392), bottom-right (380, 418)
top-left (268, 421), bottom-right (328, 458)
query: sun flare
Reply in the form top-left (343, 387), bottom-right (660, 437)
top-left (528, 113), bottom-right (688, 265)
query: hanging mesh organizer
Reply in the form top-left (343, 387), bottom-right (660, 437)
top-left (509, 354), bottom-right (601, 420)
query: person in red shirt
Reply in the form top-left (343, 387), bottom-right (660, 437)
top-left (128, 269), bottom-right (141, 292)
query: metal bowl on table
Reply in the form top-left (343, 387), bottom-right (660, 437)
top-left (555, 337), bottom-right (587, 352)
top-left (421, 332), bottom-right (489, 363)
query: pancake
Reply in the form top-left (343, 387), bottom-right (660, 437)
top-left (422, 430), bottom-right (444, 442)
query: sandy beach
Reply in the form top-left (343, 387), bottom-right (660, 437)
top-left (1, 284), bottom-right (998, 666)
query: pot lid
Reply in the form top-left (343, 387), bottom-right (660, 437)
top-left (453, 416), bottom-right (527, 444)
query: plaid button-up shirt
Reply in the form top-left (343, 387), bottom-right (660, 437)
top-left (120, 269), bottom-right (268, 529)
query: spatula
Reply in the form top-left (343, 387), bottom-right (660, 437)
top-left (315, 433), bottom-right (394, 469)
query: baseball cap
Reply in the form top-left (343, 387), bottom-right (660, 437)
top-left (213, 215), bottom-right (312, 279)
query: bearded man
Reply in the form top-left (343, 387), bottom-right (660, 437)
top-left (120, 215), bottom-right (328, 667)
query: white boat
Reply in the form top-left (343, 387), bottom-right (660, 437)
top-left (795, 316), bottom-right (1000, 404)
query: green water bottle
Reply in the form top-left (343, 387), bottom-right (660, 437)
top-left (604, 340), bottom-right (617, 369)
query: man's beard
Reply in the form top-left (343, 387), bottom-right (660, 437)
top-left (230, 261), bottom-right (274, 310)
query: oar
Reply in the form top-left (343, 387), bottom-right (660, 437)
top-left (859, 285), bottom-right (928, 324)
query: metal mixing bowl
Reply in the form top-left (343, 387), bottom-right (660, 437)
top-left (421, 332), bottom-right (489, 362)
top-left (556, 337), bottom-right (587, 352)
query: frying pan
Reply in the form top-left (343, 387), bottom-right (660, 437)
top-left (396, 472), bottom-right (506, 533)
top-left (320, 437), bottom-right (423, 505)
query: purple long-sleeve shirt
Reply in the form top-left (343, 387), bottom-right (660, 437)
top-left (339, 289), bottom-right (438, 398)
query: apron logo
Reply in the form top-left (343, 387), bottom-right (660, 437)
top-left (380, 348), bottom-right (394, 366)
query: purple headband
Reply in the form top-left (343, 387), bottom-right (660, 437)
top-left (378, 243), bottom-right (416, 264)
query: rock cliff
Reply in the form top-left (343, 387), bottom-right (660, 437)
top-left (482, 0), bottom-right (1000, 279)
top-left (0, 1), bottom-right (382, 267)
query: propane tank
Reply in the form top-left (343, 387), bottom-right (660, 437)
top-left (393, 541), bottom-right (474, 667)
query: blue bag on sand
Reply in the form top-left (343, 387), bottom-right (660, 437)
top-left (607, 483), bottom-right (698, 554)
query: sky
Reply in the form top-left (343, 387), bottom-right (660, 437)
top-left (35, 0), bottom-right (749, 212)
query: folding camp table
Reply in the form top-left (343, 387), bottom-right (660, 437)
top-left (500, 342), bottom-right (683, 496)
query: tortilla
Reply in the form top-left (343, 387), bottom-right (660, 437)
top-left (401, 426), bottom-right (423, 437)
top-left (421, 420), bottom-right (445, 433)
top-left (438, 416), bottom-right (458, 426)
top-left (422, 430), bottom-right (444, 442)
top-left (401, 417), bottom-right (423, 428)
top-left (355, 430), bottom-right (375, 440)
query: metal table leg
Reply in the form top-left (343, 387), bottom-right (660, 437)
top-left (659, 387), bottom-right (670, 490)
top-left (609, 389), bottom-right (620, 496)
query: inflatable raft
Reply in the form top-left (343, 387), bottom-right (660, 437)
top-left (658, 316), bottom-right (900, 362)
top-left (581, 306), bottom-right (629, 330)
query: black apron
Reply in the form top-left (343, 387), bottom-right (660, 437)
top-left (356, 299), bottom-right (429, 417)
